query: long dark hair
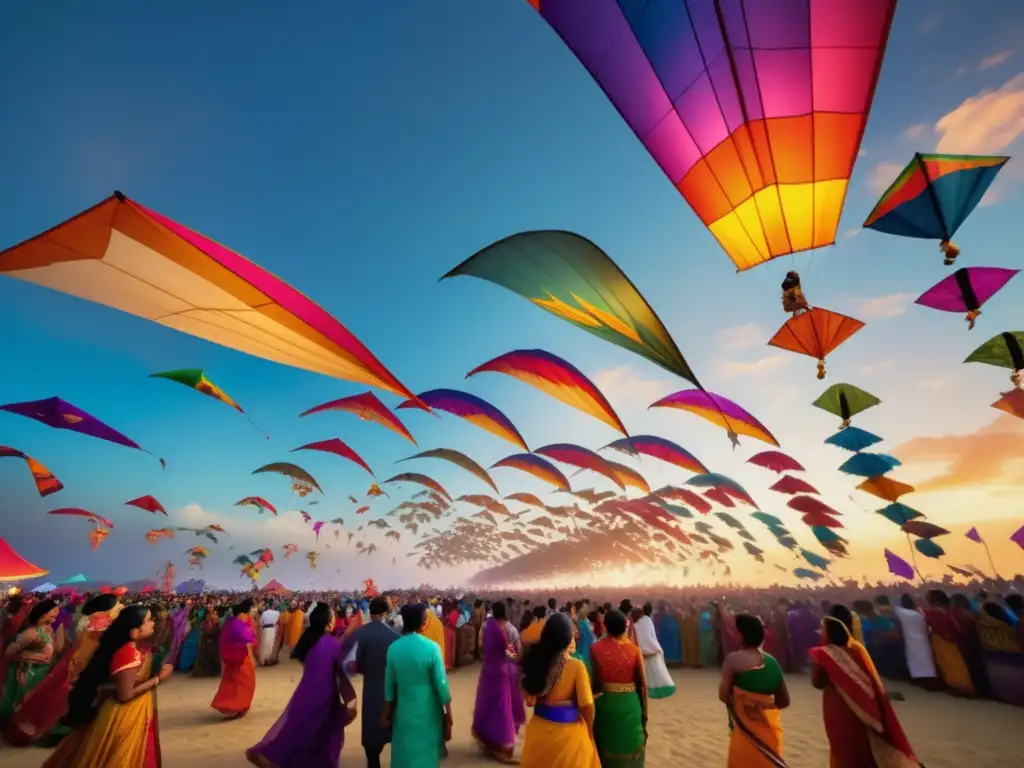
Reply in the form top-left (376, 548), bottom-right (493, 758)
top-left (292, 603), bottom-right (332, 662)
top-left (27, 599), bottom-right (58, 626)
top-left (64, 606), bottom-right (149, 727)
top-left (522, 612), bottom-right (574, 696)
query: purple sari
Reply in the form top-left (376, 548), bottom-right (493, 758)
top-left (786, 607), bottom-right (819, 672)
top-left (472, 618), bottom-right (520, 759)
top-left (165, 608), bottom-right (190, 667)
top-left (246, 634), bottom-right (357, 767)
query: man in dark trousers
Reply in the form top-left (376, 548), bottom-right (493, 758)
top-left (353, 596), bottom-right (399, 768)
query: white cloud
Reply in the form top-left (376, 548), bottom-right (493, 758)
top-left (858, 148), bottom-right (868, 158)
top-left (904, 123), bottom-right (929, 140)
top-left (842, 229), bottom-right (861, 239)
top-left (916, 377), bottom-right (950, 392)
top-left (978, 50), bottom-right (1013, 72)
top-left (851, 292), bottom-right (915, 319)
top-left (935, 72), bottom-right (1024, 153)
top-left (717, 322), bottom-right (765, 351)
top-left (867, 161), bottom-right (904, 194)
top-left (716, 354), bottom-right (791, 378)
top-left (859, 360), bottom-right (895, 377)
top-left (591, 366), bottom-right (670, 407)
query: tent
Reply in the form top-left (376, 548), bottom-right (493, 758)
top-left (262, 579), bottom-right (291, 596)
top-left (31, 582), bottom-right (57, 593)
top-left (175, 578), bottom-right (205, 595)
top-left (0, 537), bottom-right (48, 581)
top-left (59, 574), bottom-right (89, 585)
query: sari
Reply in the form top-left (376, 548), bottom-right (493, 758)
top-left (785, 608), bottom-right (818, 673)
top-left (3, 607), bottom-right (119, 746)
top-left (975, 609), bottom-right (1024, 706)
top-left (520, 655), bottom-right (600, 768)
top-left (42, 642), bottom-right (161, 768)
top-left (0, 626), bottom-right (55, 719)
top-left (922, 607), bottom-right (975, 696)
top-left (164, 608), bottom-right (189, 668)
top-left (949, 606), bottom-right (988, 696)
top-left (727, 653), bottom-right (786, 768)
top-left (422, 608), bottom-right (446, 660)
top-left (284, 608), bottom-right (304, 650)
top-left (680, 612), bottom-right (701, 668)
top-left (246, 634), bottom-right (357, 767)
top-left (472, 618), bottom-right (520, 762)
top-left (767, 611), bottom-right (791, 673)
top-left (810, 636), bottom-right (919, 768)
top-left (210, 615), bottom-right (256, 717)
top-left (191, 610), bottom-right (221, 677)
top-left (442, 610), bottom-right (458, 671)
top-left (698, 611), bottom-right (717, 667)
top-left (590, 636), bottom-right (646, 768)
top-left (635, 615), bottom-right (675, 699)
top-left (654, 610), bottom-right (682, 667)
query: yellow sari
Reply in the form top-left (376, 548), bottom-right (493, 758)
top-left (44, 642), bottom-right (159, 767)
top-left (728, 655), bottom-right (787, 768)
top-left (520, 656), bottom-right (600, 768)
top-left (423, 609), bottom-right (446, 658)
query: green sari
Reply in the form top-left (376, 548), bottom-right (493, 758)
top-left (592, 636), bottom-right (645, 768)
top-left (0, 627), bottom-right (54, 719)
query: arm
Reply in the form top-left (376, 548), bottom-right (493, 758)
top-left (810, 661), bottom-right (827, 690)
top-left (574, 661), bottom-right (596, 742)
top-left (113, 663), bottom-right (171, 703)
top-left (381, 651), bottom-right (395, 727)
top-left (774, 678), bottom-right (791, 710)
top-left (717, 655), bottom-right (735, 706)
top-left (634, 647), bottom-right (649, 739)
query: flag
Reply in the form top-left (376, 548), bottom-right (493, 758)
top-left (1012, 524), bottom-right (1024, 551)
top-left (965, 527), bottom-right (983, 543)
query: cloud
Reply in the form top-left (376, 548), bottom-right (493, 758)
top-left (893, 415), bottom-right (1024, 491)
top-left (842, 228), bottom-right (861, 239)
top-left (978, 50), bottom-right (1013, 72)
top-left (591, 366), bottom-right (670, 407)
top-left (904, 123), bottom-right (929, 140)
top-left (935, 72), bottom-right (1024, 153)
top-left (915, 377), bottom-right (950, 392)
top-left (867, 162), bottom-right (903, 195)
top-left (717, 322), bottom-right (765, 351)
top-left (859, 359), bottom-right (894, 377)
top-left (851, 292), bottom-right (915, 319)
top-left (716, 354), bottom-right (791, 378)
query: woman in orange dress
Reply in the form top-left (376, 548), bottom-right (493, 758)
top-left (810, 606), bottom-right (920, 768)
top-left (211, 598), bottom-right (256, 719)
top-left (589, 609), bottom-right (647, 767)
top-left (43, 605), bottom-right (173, 767)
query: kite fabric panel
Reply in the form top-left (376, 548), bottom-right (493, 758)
top-left (0, 397), bottom-right (149, 453)
top-left (768, 308), bottom-right (864, 378)
top-left (992, 388), bottom-right (1024, 420)
top-left (0, 447), bottom-right (63, 497)
top-left (300, 391), bottom-right (417, 445)
top-left (863, 153), bottom-right (1009, 239)
top-left (491, 453), bottom-right (571, 491)
top-left (398, 389), bottom-right (529, 451)
top-left (528, 0), bottom-right (897, 270)
top-left (534, 443), bottom-right (625, 490)
top-left (915, 267), bottom-right (1018, 316)
top-left (0, 193), bottom-right (421, 404)
top-left (443, 230), bottom-right (700, 383)
top-left (398, 448), bottom-right (499, 493)
top-left (603, 435), bottom-right (708, 475)
top-left (812, 384), bottom-right (880, 426)
top-left (964, 331), bottom-right (1024, 387)
top-left (292, 438), bottom-right (376, 479)
top-left (0, 536), bottom-right (49, 581)
top-left (650, 388), bottom-right (778, 446)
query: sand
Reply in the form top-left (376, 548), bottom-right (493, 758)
top-left (2, 663), bottom-right (1019, 767)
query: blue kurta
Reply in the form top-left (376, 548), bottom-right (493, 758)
top-left (385, 633), bottom-right (451, 768)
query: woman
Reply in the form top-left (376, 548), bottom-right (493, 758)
top-left (1, 595), bottom-right (31, 650)
top-left (176, 603), bottom-right (204, 672)
top-left (949, 593), bottom-right (989, 696)
top-left (164, 602), bottom-right (191, 668)
top-left (519, 611), bottom-right (600, 768)
top-left (635, 603), bottom-right (676, 699)
top-left (719, 613), bottom-right (790, 768)
top-left (680, 604), bottom-right (701, 668)
top-left (698, 604), bottom-right (718, 668)
top-left (653, 602), bottom-right (683, 667)
top-left (472, 601), bottom-right (521, 762)
top-left (211, 599), bottom-right (256, 719)
top-left (590, 609), bottom-right (647, 768)
top-left (192, 604), bottom-right (222, 678)
top-left (0, 599), bottom-right (61, 719)
top-left (3, 594), bottom-right (121, 746)
top-left (893, 595), bottom-right (939, 690)
top-left (922, 590), bottom-right (975, 696)
top-left (810, 606), bottom-right (919, 768)
top-left (246, 603), bottom-right (358, 767)
top-left (574, 601), bottom-right (595, 675)
top-left (440, 599), bottom-right (457, 671)
top-left (43, 606), bottom-right (173, 767)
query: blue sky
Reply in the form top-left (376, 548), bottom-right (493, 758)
top-left (1, 1), bottom-right (1022, 590)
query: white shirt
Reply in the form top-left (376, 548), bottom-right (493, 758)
top-left (260, 609), bottom-right (280, 629)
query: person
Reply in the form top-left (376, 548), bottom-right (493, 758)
top-left (922, 590), bottom-right (975, 696)
top-left (352, 596), bottom-right (399, 768)
top-left (810, 606), bottom-right (920, 768)
top-left (257, 602), bottom-right (280, 666)
top-left (284, 601), bottom-right (304, 653)
top-left (634, 602), bottom-right (676, 699)
top-left (949, 593), bottom-right (989, 696)
top-left (521, 605), bottom-right (547, 646)
top-left (164, 601), bottom-right (190, 668)
top-left (870, 596), bottom-right (909, 680)
top-left (653, 601), bottom-right (682, 667)
top-left (698, 603), bottom-right (717, 667)
top-left (245, 602), bottom-right (358, 767)
top-left (211, 598), bottom-right (257, 719)
top-left (679, 604), bottom-right (700, 668)
top-left (421, 599), bottom-right (447, 663)
top-left (574, 600), bottom-right (596, 675)
top-left (2, 593), bottom-right (121, 747)
top-left (719, 613), bottom-right (790, 768)
top-left (589, 609), bottom-right (647, 768)
top-left (382, 603), bottom-right (453, 768)
top-left (176, 603), bottom-right (203, 672)
top-left (893, 595), bottom-right (939, 689)
top-left (519, 611), bottom-right (600, 768)
top-left (785, 600), bottom-right (818, 673)
top-left (440, 599), bottom-right (457, 671)
top-left (192, 603), bottom-right (222, 678)
top-left (43, 606), bottom-right (172, 766)
top-left (471, 601), bottom-right (521, 762)
top-left (1, 595), bottom-right (31, 650)
top-left (0, 599), bottom-right (61, 719)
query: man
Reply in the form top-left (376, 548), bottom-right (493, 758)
top-left (353, 597), bottom-right (399, 768)
top-left (257, 602), bottom-right (280, 666)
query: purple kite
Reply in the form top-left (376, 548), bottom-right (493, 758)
top-left (650, 389), bottom-right (778, 448)
top-left (915, 267), bottom-right (1018, 330)
top-left (884, 548), bottom-right (916, 580)
top-left (0, 397), bottom-right (156, 458)
top-left (1011, 524), bottom-right (1024, 551)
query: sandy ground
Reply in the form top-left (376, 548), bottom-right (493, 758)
top-left (2, 663), bottom-right (1019, 767)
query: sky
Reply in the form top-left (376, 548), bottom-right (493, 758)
top-left (0, 0), bottom-right (1023, 591)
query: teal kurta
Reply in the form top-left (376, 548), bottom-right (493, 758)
top-left (385, 633), bottom-right (451, 768)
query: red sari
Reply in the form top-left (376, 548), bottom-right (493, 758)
top-left (810, 641), bottom-right (919, 768)
top-left (211, 616), bottom-right (256, 717)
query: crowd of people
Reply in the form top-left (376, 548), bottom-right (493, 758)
top-left (0, 576), bottom-right (1020, 766)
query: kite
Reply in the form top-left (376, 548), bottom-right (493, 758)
top-left (467, 349), bottom-right (627, 436)
top-left (1011, 525), bottom-right (1024, 551)
top-left (398, 448), bottom-right (499, 493)
top-left (150, 368), bottom-right (266, 437)
top-left (252, 462), bottom-right (323, 496)
top-left (863, 153), bottom-right (1009, 265)
top-left (144, 529), bottom-right (174, 545)
top-left (356, 506), bottom-right (369, 515)
top-left (812, 527), bottom-right (848, 556)
top-left (443, 229), bottom-right (700, 383)
top-left (312, 521), bottom-right (324, 542)
top-left (602, 435), bottom-right (707, 475)
top-left (0, 397), bottom-right (156, 458)
top-left (750, 512), bottom-right (784, 528)
top-left (602, 460), bottom-right (650, 494)
top-left (884, 549), bottom-right (916, 580)
top-left (914, 538), bottom-right (945, 559)
top-left (992, 389), bottom-right (1024, 420)
top-left (535, 444), bottom-right (625, 490)
top-left (505, 492), bottom-right (545, 509)
top-left (788, 495), bottom-right (841, 518)
top-left (857, 476), bottom-right (914, 503)
top-left (768, 308), bottom-right (864, 379)
top-left (964, 331), bottom-right (1024, 389)
top-left (915, 267), bottom-right (1018, 329)
top-left (686, 474), bottom-right (757, 508)
top-left (650, 389), bottom-right (778, 447)
top-left (812, 384), bottom-right (880, 429)
top-left (300, 391), bottom-right (417, 445)
top-left (89, 526), bottom-right (110, 551)
top-left (292, 438), bottom-right (375, 478)
top-left (382, 472), bottom-right (452, 502)
top-left (877, 503), bottom-right (924, 526)
top-left (824, 426), bottom-right (883, 452)
top-left (837, 453), bottom-right (901, 478)
top-left (298, 510), bottom-right (312, 524)
top-left (398, 389), bottom-right (528, 451)
top-left (235, 496), bottom-right (277, 515)
top-left (769, 476), bottom-right (819, 496)
top-left (793, 568), bottom-right (824, 582)
top-left (491, 454), bottom-right (570, 492)
top-left (366, 484), bottom-right (388, 499)
top-left (800, 549), bottom-right (831, 570)
top-left (0, 447), bottom-right (63, 497)
top-left (526, 1), bottom-right (896, 271)
top-left (125, 495), bottom-right (167, 516)
top-left (0, 192), bottom-right (422, 402)
top-left (901, 521), bottom-right (949, 539)
top-left (47, 508), bottom-right (114, 528)
top-left (0, 537), bottom-right (48, 581)
top-left (747, 451), bottom-right (804, 474)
